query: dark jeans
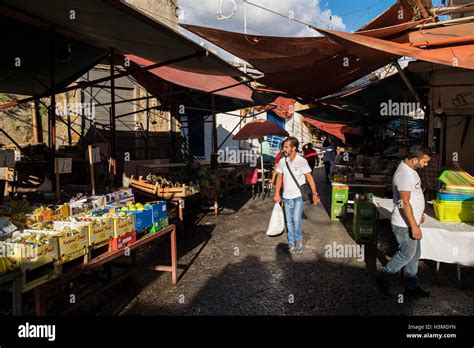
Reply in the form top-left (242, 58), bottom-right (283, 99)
top-left (323, 161), bottom-right (331, 180)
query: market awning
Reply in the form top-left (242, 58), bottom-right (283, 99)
top-left (0, 0), bottom-right (246, 78)
top-left (0, 14), bottom-right (108, 96)
top-left (299, 103), bottom-right (387, 127)
top-left (181, 25), bottom-right (399, 99)
top-left (303, 117), bottom-right (362, 144)
top-left (323, 72), bottom-right (424, 117)
top-left (266, 96), bottom-right (296, 119)
top-left (316, 28), bottom-right (474, 70)
top-left (357, 1), bottom-right (417, 31)
top-left (125, 55), bottom-right (254, 102)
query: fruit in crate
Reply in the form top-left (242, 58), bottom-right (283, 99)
top-left (146, 174), bottom-right (183, 188)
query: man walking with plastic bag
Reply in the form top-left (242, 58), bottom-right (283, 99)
top-left (273, 137), bottom-right (320, 253)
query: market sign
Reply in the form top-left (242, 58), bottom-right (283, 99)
top-left (55, 158), bottom-right (72, 174)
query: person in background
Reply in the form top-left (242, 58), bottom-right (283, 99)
top-left (420, 150), bottom-right (441, 201)
top-left (302, 143), bottom-right (318, 173)
top-left (322, 139), bottom-right (335, 183)
top-left (274, 137), bottom-right (320, 253)
top-left (270, 145), bottom-right (284, 189)
top-left (376, 145), bottom-right (432, 298)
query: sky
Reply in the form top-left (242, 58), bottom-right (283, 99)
top-left (178, 0), bottom-right (445, 60)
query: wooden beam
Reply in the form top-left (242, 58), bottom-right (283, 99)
top-left (413, 0), bottom-right (431, 18)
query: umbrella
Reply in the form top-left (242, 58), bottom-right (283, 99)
top-left (233, 119), bottom-right (289, 194)
top-left (233, 119), bottom-right (289, 140)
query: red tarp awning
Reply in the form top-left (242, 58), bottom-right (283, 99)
top-left (181, 24), bottom-right (403, 99)
top-left (316, 28), bottom-right (474, 70)
top-left (126, 54), bottom-right (254, 102)
top-left (267, 96), bottom-right (296, 119)
top-left (303, 117), bottom-right (361, 143)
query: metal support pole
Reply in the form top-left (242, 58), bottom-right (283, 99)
top-left (110, 49), bottom-right (118, 187)
top-left (49, 26), bottom-right (56, 182)
top-left (394, 61), bottom-right (425, 110)
top-left (212, 95), bottom-right (218, 154)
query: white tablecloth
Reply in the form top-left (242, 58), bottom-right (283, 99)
top-left (374, 198), bottom-right (474, 267)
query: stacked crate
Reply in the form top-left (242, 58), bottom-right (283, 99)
top-left (331, 183), bottom-right (349, 221)
top-left (353, 195), bottom-right (378, 244)
top-left (434, 163), bottom-right (474, 222)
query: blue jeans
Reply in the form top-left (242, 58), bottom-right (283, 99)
top-left (283, 197), bottom-right (304, 244)
top-left (381, 225), bottom-right (421, 289)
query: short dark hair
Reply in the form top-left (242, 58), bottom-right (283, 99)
top-left (323, 139), bottom-right (330, 147)
top-left (284, 136), bottom-right (299, 150)
top-left (407, 145), bottom-right (432, 159)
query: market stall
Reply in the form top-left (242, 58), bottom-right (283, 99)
top-left (0, 188), bottom-right (175, 315)
top-left (374, 197), bottom-right (474, 280)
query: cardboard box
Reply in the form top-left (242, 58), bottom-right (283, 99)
top-left (109, 231), bottom-right (136, 251)
top-left (111, 214), bottom-right (135, 238)
top-left (0, 233), bottom-right (59, 271)
top-left (29, 226), bottom-right (87, 264)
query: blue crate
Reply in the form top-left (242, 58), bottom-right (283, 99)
top-left (121, 209), bottom-right (153, 232)
top-left (145, 201), bottom-right (168, 222)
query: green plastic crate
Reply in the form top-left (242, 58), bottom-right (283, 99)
top-left (354, 221), bottom-right (377, 244)
top-left (353, 199), bottom-right (378, 244)
top-left (331, 204), bottom-right (345, 221)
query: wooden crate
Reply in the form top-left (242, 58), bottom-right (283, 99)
top-left (129, 176), bottom-right (158, 195)
top-left (129, 176), bottom-right (196, 199)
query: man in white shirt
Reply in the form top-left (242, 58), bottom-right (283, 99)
top-left (377, 145), bottom-right (432, 298)
top-left (274, 137), bottom-right (320, 253)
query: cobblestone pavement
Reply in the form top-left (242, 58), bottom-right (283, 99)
top-left (2, 172), bottom-right (473, 316)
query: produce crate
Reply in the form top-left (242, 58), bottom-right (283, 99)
top-left (0, 233), bottom-right (58, 272)
top-left (28, 226), bottom-right (88, 264)
top-left (54, 218), bottom-right (113, 250)
top-left (110, 214), bottom-right (135, 238)
top-left (433, 199), bottom-right (474, 222)
top-left (129, 176), bottom-right (196, 199)
top-left (33, 204), bottom-right (69, 222)
top-left (109, 231), bottom-right (136, 251)
top-left (145, 201), bottom-right (168, 224)
top-left (120, 209), bottom-right (153, 233)
top-left (156, 216), bottom-right (169, 230)
top-left (129, 176), bottom-right (159, 195)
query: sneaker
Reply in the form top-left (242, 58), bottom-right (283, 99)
top-left (376, 273), bottom-right (392, 297)
top-left (287, 243), bottom-right (296, 253)
top-left (404, 286), bottom-right (430, 299)
top-left (295, 241), bottom-right (303, 253)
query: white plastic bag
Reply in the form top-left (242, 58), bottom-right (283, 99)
top-left (266, 203), bottom-right (285, 236)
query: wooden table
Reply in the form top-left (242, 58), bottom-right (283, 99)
top-left (32, 224), bottom-right (177, 315)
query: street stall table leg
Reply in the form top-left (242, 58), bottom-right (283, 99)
top-left (0, 270), bottom-right (23, 316)
top-left (32, 224), bottom-right (178, 315)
